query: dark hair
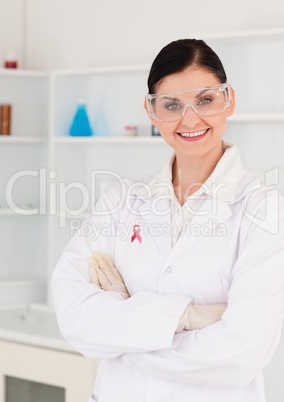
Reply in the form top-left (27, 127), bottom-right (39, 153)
top-left (147, 39), bottom-right (227, 94)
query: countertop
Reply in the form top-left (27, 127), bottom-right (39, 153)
top-left (0, 303), bottom-right (76, 353)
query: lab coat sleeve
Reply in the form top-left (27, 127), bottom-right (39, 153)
top-left (52, 185), bottom-right (191, 360)
top-left (122, 191), bottom-right (284, 388)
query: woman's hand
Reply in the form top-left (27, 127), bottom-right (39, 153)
top-left (176, 303), bottom-right (227, 332)
top-left (88, 251), bottom-right (130, 300)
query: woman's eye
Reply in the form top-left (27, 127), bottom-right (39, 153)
top-left (165, 102), bottom-right (183, 111)
top-left (197, 97), bottom-right (212, 106)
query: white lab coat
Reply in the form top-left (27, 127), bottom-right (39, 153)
top-left (52, 145), bottom-right (284, 402)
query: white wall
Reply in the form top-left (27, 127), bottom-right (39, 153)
top-left (25, 0), bottom-right (284, 69)
top-left (2, 0), bottom-right (283, 70)
top-left (0, 0), bottom-right (24, 68)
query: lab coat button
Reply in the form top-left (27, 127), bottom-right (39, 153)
top-left (166, 267), bottom-right (172, 273)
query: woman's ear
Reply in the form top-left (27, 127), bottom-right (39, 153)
top-left (144, 98), bottom-right (159, 126)
top-left (226, 85), bottom-right (236, 117)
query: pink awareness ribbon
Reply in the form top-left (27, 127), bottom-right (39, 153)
top-left (131, 224), bottom-right (142, 243)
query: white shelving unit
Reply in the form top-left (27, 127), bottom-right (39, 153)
top-left (0, 69), bottom-right (49, 305)
top-left (1, 26), bottom-right (284, 402)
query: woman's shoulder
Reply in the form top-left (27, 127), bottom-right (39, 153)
top-left (234, 167), bottom-right (284, 235)
top-left (235, 167), bottom-right (282, 201)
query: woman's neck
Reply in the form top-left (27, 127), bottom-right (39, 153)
top-left (172, 146), bottom-right (224, 205)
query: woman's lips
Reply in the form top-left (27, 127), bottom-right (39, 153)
top-left (176, 129), bottom-right (209, 141)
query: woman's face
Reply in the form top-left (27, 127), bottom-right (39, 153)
top-left (146, 67), bottom-right (235, 161)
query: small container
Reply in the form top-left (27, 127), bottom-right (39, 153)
top-left (69, 99), bottom-right (93, 137)
top-left (0, 104), bottom-right (12, 135)
top-left (151, 125), bottom-right (161, 136)
top-left (125, 125), bottom-right (138, 136)
top-left (3, 50), bottom-right (18, 69)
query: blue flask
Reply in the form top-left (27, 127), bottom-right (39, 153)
top-left (69, 99), bottom-right (93, 136)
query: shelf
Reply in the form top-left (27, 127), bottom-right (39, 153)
top-left (228, 113), bottom-right (284, 122)
top-left (0, 303), bottom-right (74, 352)
top-left (54, 212), bottom-right (89, 221)
top-left (0, 136), bottom-right (47, 144)
top-left (0, 68), bottom-right (48, 78)
top-left (203, 27), bottom-right (284, 42)
top-left (50, 63), bottom-right (150, 76)
top-left (0, 279), bottom-right (46, 305)
top-left (53, 136), bottom-right (164, 144)
top-left (0, 208), bottom-right (40, 216)
top-left (0, 278), bottom-right (45, 289)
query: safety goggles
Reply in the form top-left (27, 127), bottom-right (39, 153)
top-left (146, 83), bottom-right (230, 122)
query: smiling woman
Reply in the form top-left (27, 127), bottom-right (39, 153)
top-left (145, 39), bottom-right (235, 183)
top-left (52, 38), bottom-right (284, 402)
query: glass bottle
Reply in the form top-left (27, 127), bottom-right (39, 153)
top-left (69, 99), bottom-right (93, 137)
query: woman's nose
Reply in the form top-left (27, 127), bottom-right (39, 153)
top-left (180, 105), bottom-right (202, 126)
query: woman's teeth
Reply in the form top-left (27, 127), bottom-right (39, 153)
top-left (179, 129), bottom-right (207, 138)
